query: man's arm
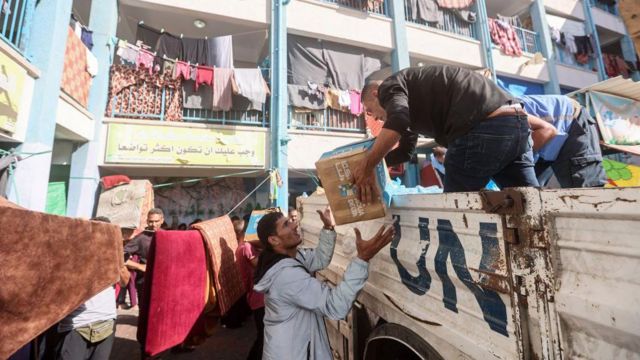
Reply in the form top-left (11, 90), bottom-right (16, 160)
top-left (125, 259), bottom-right (146, 272)
top-left (528, 114), bottom-right (558, 151)
top-left (353, 128), bottom-right (402, 204)
top-left (384, 131), bottom-right (418, 166)
top-left (118, 265), bottom-right (131, 287)
top-left (297, 228), bottom-right (337, 273)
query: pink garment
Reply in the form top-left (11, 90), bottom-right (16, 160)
top-left (349, 90), bottom-right (363, 115)
top-left (212, 68), bottom-right (234, 111)
top-left (136, 49), bottom-right (155, 74)
top-left (174, 61), bottom-right (191, 80)
top-left (235, 242), bottom-right (264, 310)
top-left (488, 18), bottom-right (522, 57)
top-left (437, 0), bottom-right (474, 9)
top-left (195, 66), bottom-right (214, 91)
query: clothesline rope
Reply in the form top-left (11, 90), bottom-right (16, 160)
top-left (227, 170), bottom-right (274, 215)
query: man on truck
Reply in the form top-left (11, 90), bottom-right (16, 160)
top-left (354, 65), bottom-right (556, 202)
top-left (253, 207), bottom-right (394, 360)
top-left (518, 94), bottom-right (608, 188)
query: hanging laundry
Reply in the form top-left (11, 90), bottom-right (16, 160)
top-left (574, 35), bottom-right (594, 55)
top-left (86, 47), bottom-right (98, 77)
top-left (156, 33), bottom-right (183, 61)
top-left (348, 90), bottom-right (362, 116)
top-left (81, 28), bottom-right (94, 50)
top-left (182, 38), bottom-right (208, 65)
top-left (136, 23), bottom-right (162, 50)
top-left (233, 68), bottom-right (269, 111)
top-left (325, 88), bottom-right (342, 109)
top-left (212, 68), bottom-right (234, 111)
top-left (454, 9), bottom-right (477, 23)
top-left (137, 49), bottom-right (155, 74)
top-left (564, 33), bottom-right (577, 54)
top-left (496, 13), bottom-right (521, 27)
top-left (73, 21), bottom-right (82, 39)
top-left (195, 65), bottom-right (214, 91)
top-left (206, 36), bottom-right (234, 68)
top-left (190, 66), bottom-right (197, 81)
top-left (288, 84), bottom-right (325, 110)
top-left (162, 59), bottom-right (176, 76)
top-left (410, 0), bottom-right (442, 24)
top-left (117, 41), bottom-right (138, 66)
top-left (436, 0), bottom-right (474, 9)
top-left (338, 90), bottom-right (351, 108)
top-left (183, 80), bottom-right (213, 110)
top-left (174, 61), bottom-right (191, 80)
top-left (488, 18), bottom-right (523, 56)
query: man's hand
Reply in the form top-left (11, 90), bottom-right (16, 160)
top-left (354, 225), bottom-right (395, 262)
top-left (125, 259), bottom-right (145, 272)
top-left (353, 159), bottom-right (379, 205)
top-left (316, 206), bottom-right (335, 229)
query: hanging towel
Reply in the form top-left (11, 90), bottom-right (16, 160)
top-left (182, 37), bottom-right (209, 65)
top-left (206, 36), bottom-right (234, 68)
top-left (195, 66), bottom-right (214, 91)
top-left (410, 0), bottom-right (442, 23)
top-left (564, 33), bottom-right (577, 54)
top-left (212, 68), bottom-right (234, 111)
top-left (326, 88), bottom-right (341, 109)
top-left (136, 49), bottom-right (155, 74)
top-left (86, 47), bottom-right (98, 77)
top-left (117, 41), bottom-right (138, 66)
top-left (349, 90), bottom-right (363, 115)
top-left (174, 61), bottom-right (191, 80)
top-left (436, 0), bottom-right (474, 9)
top-left (338, 90), bottom-right (351, 108)
top-left (81, 28), bottom-right (94, 50)
top-left (233, 68), bottom-right (268, 110)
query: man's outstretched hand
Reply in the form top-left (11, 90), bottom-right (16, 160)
top-left (354, 225), bottom-right (395, 262)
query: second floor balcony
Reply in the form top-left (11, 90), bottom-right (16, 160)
top-left (403, 0), bottom-right (478, 39)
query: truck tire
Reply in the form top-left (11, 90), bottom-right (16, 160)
top-left (363, 323), bottom-right (444, 360)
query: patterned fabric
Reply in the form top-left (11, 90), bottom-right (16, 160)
top-left (488, 18), bottom-right (523, 57)
top-left (193, 215), bottom-right (245, 316)
top-left (61, 27), bottom-right (92, 107)
top-left (105, 65), bottom-right (183, 121)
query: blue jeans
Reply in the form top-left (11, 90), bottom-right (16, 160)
top-left (444, 114), bottom-right (539, 192)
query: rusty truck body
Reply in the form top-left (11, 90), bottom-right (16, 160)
top-left (299, 186), bottom-right (640, 359)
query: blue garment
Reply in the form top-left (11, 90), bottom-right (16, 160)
top-left (519, 95), bottom-right (575, 161)
top-left (81, 28), bottom-right (93, 50)
top-left (444, 114), bottom-right (539, 192)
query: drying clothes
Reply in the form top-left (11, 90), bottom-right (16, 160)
top-left (182, 38), bottom-right (208, 65)
top-left (436, 0), bottom-right (474, 9)
top-left (496, 13), bottom-right (521, 27)
top-left (136, 24), bottom-right (161, 50)
top-left (212, 68), bottom-right (234, 111)
top-left (117, 43), bottom-right (138, 66)
top-left (137, 49), bottom-right (155, 74)
top-left (74, 21), bottom-right (82, 39)
top-left (233, 68), bottom-right (269, 110)
top-left (574, 35), bottom-right (594, 55)
top-left (206, 36), bottom-right (234, 68)
top-left (288, 84), bottom-right (326, 110)
top-left (410, 0), bottom-right (442, 23)
top-left (156, 33), bottom-right (183, 61)
top-left (550, 27), bottom-right (561, 44)
top-left (349, 90), bottom-right (363, 116)
top-left (162, 59), bottom-right (176, 76)
top-left (190, 66), bottom-right (197, 81)
top-left (454, 9), bottom-right (477, 23)
top-left (195, 66), bottom-right (214, 91)
top-left (174, 61), bottom-right (191, 80)
top-left (338, 90), bottom-right (351, 108)
top-left (86, 47), bottom-right (98, 77)
top-left (81, 28), bottom-right (93, 50)
top-left (488, 18), bottom-right (522, 56)
top-left (183, 80), bottom-right (213, 109)
top-left (106, 65), bottom-right (184, 121)
top-left (326, 88), bottom-right (341, 109)
top-left (564, 33), bottom-right (577, 54)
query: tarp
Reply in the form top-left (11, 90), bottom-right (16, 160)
top-left (603, 158), bottom-right (640, 187)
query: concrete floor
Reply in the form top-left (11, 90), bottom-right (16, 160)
top-left (109, 307), bottom-right (256, 360)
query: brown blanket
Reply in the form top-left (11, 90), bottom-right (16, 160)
top-left (0, 198), bottom-right (123, 359)
top-left (193, 216), bottom-right (244, 315)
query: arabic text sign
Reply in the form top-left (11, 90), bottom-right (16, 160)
top-left (0, 51), bottom-right (27, 134)
top-left (105, 123), bottom-right (266, 167)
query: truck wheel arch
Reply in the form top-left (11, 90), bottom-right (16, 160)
top-left (363, 323), bottom-right (444, 360)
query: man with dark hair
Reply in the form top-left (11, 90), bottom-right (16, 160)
top-left (254, 208), bottom-right (394, 360)
top-left (288, 206), bottom-right (299, 225)
top-left (355, 65), bottom-right (556, 201)
top-left (55, 217), bottom-right (130, 360)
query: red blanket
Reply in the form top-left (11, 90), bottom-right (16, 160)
top-left (0, 198), bottom-right (123, 359)
top-left (193, 216), bottom-right (244, 315)
top-left (137, 230), bottom-right (208, 357)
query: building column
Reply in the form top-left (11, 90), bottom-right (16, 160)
top-left (620, 35), bottom-right (640, 81)
top-left (475, 0), bottom-right (496, 81)
top-left (389, 0), bottom-right (410, 71)
top-left (582, 1), bottom-right (607, 81)
top-left (530, 0), bottom-right (561, 94)
top-left (7, 0), bottom-right (72, 210)
top-left (65, 0), bottom-right (118, 217)
top-left (269, 0), bottom-right (290, 211)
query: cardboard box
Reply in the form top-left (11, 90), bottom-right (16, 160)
top-left (315, 139), bottom-right (388, 225)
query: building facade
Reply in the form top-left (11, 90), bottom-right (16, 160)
top-left (0, 0), bottom-right (637, 220)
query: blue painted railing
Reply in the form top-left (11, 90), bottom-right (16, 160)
top-left (321, 0), bottom-right (388, 16)
top-left (0, 0), bottom-right (33, 53)
top-left (514, 26), bottom-right (541, 54)
top-left (289, 107), bottom-right (365, 133)
top-left (403, 0), bottom-right (477, 39)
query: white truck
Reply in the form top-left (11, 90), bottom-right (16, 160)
top-left (299, 186), bottom-right (640, 359)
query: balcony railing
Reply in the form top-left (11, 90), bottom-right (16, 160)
top-left (289, 107), bottom-right (365, 133)
top-left (0, 0), bottom-right (33, 53)
top-left (403, 0), bottom-right (477, 39)
top-left (321, 0), bottom-right (388, 16)
top-left (587, 0), bottom-right (619, 16)
top-left (554, 43), bottom-right (597, 72)
top-left (514, 26), bottom-right (541, 54)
